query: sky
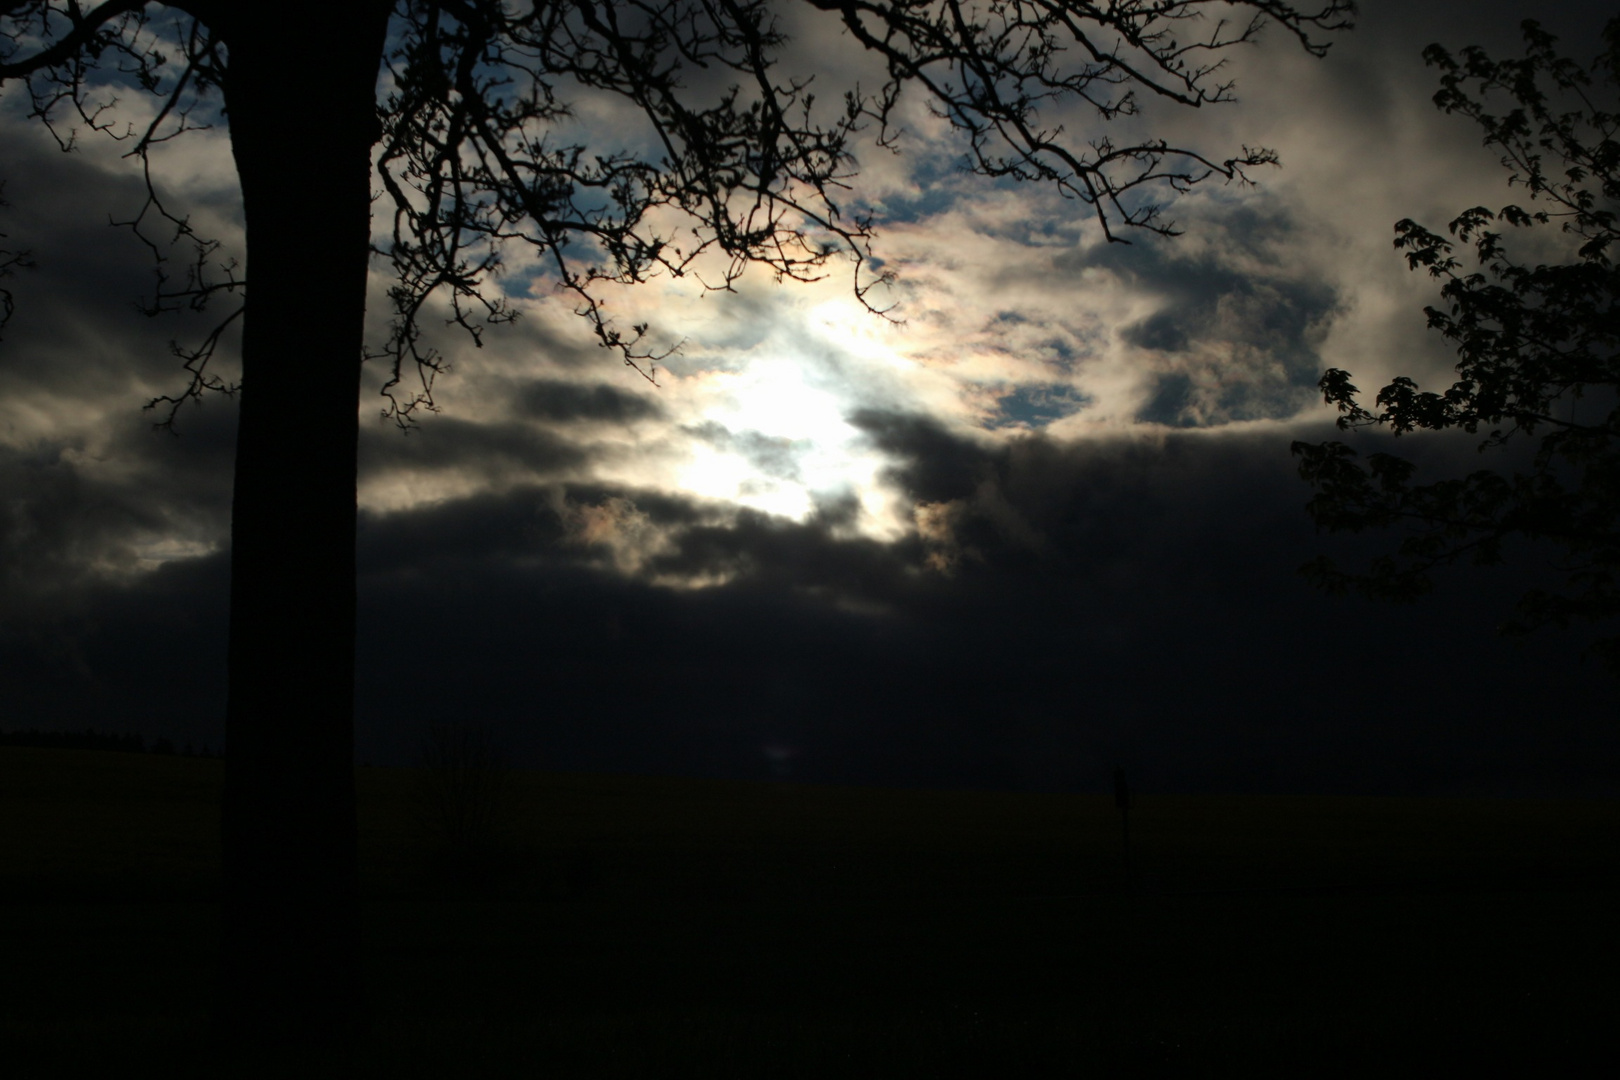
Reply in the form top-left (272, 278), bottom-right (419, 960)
top-left (2, 0), bottom-right (1617, 796)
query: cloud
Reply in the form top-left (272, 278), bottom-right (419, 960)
top-left (513, 378), bottom-right (667, 425)
top-left (8, 402), bottom-right (1617, 794)
top-left (686, 420), bottom-right (807, 482)
top-left (340, 416), bottom-right (1620, 794)
top-left (358, 415), bottom-right (589, 504)
top-left (6, 0), bottom-right (1620, 797)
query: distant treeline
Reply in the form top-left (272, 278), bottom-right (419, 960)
top-left (0, 728), bottom-right (220, 758)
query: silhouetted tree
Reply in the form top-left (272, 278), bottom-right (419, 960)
top-left (1294, 18), bottom-right (1620, 669)
top-left (1, 0), bottom-right (1353, 1048)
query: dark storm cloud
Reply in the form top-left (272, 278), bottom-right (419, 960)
top-left (640, 498), bottom-right (910, 602)
top-left (0, 550), bottom-right (230, 745)
top-left (853, 409), bottom-right (1325, 588)
top-left (358, 413), bottom-right (588, 482)
top-left (512, 377), bottom-right (666, 424)
top-left (847, 411), bottom-right (990, 503)
top-left (0, 441), bottom-right (153, 603)
top-left (0, 111), bottom-right (242, 625)
top-left (356, 480), bottom-right (708, 576)
top-left (12, 406), bottom-right (1618, 795)
top-left (0, 401), bottom-right (236, 603)
top-left (349, 415), bottom-right (1620, 795)
top-left (1354, 1), bottom-right (1611, 55)
top-left (0, 118), bottom-right (244, 393)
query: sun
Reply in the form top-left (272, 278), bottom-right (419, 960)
top-left (671, 345), bottom-right (905, 536)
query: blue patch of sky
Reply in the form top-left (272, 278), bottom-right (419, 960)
top-left (986, 383), bottom-right (1091, 430)
top-left (70, 21), bottom-right (230, 135)
top-left (1040, 336), bottom-right (1082, 375)
top-left (854, 153), bottom-right (968, 225)
top-left (849, 152), bottom-right (1088, 243)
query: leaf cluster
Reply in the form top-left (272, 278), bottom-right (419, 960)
top-left (1293, 18), bottom-right (1620, 667)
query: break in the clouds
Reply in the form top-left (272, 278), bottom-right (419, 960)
top-left (3, 1), bottom-right (1618, 794)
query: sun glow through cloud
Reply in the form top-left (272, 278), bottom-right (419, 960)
top-left (673, 347), bottom-right (897, 528)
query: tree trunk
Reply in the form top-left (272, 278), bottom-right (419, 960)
top-left (213, 3), bottom-right (392, 1048)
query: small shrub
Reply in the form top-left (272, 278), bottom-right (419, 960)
top-left (410, 722), bottom-right (519, 892)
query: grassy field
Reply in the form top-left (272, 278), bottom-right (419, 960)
top-left (3, 746), bottom-right (1617, 1075)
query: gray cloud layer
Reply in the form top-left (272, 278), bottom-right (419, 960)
top-left (4, 1), bottom-right (1617, 794)
top-left (8, 416), bottom-right (1615, 794)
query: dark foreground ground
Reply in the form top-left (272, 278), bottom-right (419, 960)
top-left (3, 747), bottom-right (1617, 1076)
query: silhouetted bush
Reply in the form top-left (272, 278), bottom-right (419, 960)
top-left (0, 728), bottom-right (146, 753)
top-left (0, 728), bottom-right (223, 757)
top-left (411, 722), bottom-right (522, 892)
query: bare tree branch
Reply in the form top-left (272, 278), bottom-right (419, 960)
top-left (3, 1), bottom-right (1357, 422)
top-left (0, 182), bottom-right (33, 339)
